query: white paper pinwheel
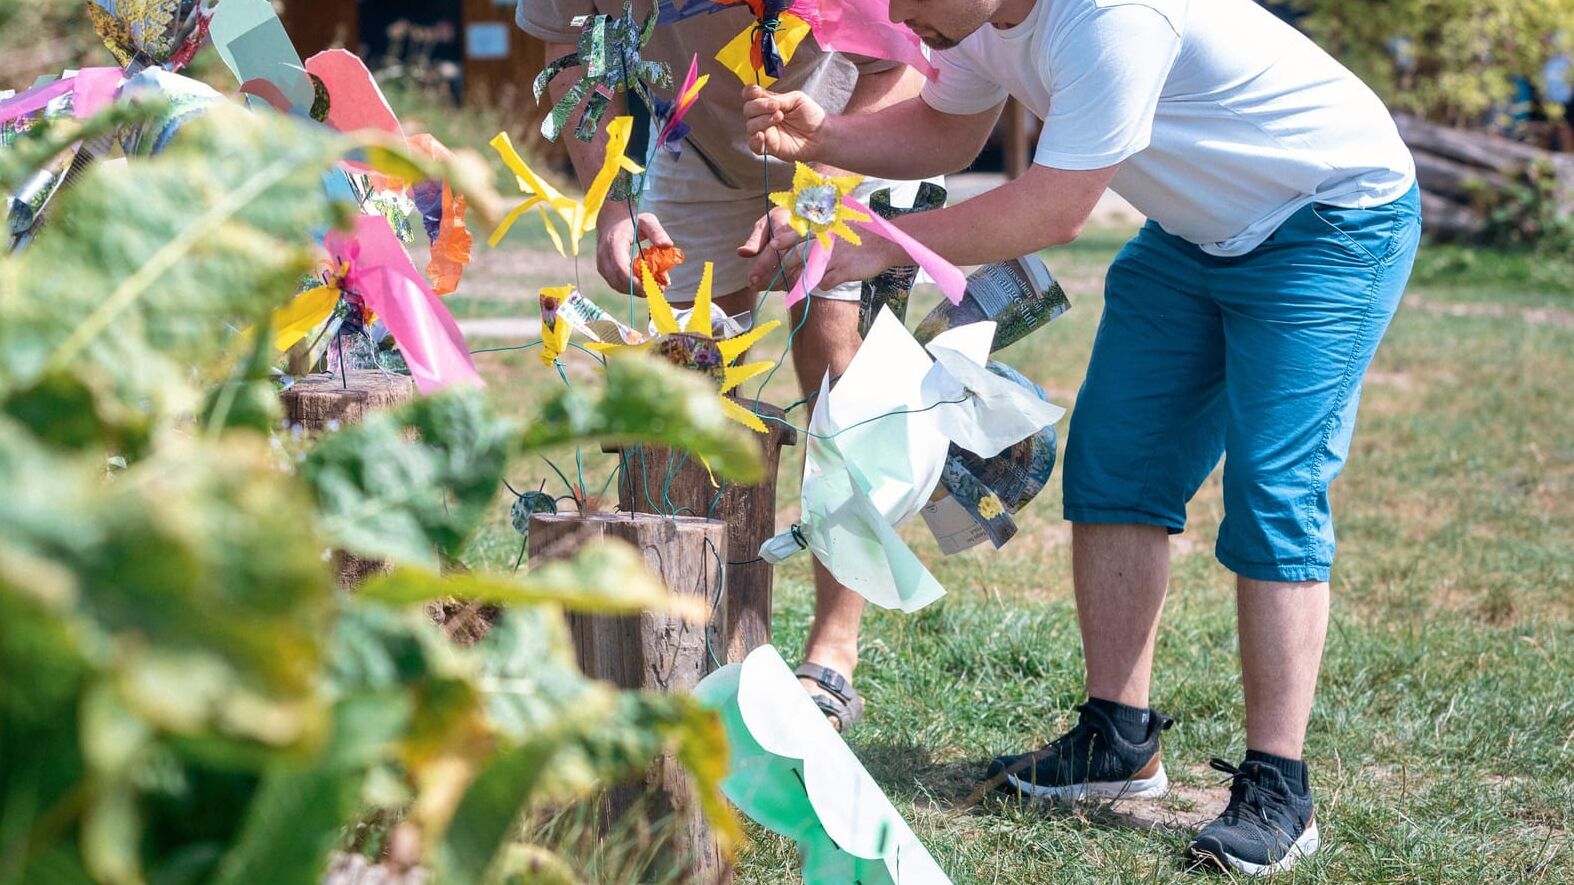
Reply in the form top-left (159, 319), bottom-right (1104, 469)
top-left (760, 311), bottom-right (1063, 611)
top-left (693, 645), bottom-right (951, 884)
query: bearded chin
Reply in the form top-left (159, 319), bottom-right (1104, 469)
top-left (921, 32), bottom-right (960, 50)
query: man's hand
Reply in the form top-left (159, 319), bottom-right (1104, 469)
top-left (742, 226), bottom-right (903, 295)
top-left (737, 205), bottom-right (802, 290)
top-left (743, 85), bottom-right (828, 161)
top-left (596, 204), bottom-right (672, 294)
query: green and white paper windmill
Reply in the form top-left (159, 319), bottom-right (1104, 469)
top-left (694, 645), bottom-right (951, 884)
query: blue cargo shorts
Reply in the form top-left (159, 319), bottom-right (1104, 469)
top-left (1063, 185), bottom-right (1422, 583)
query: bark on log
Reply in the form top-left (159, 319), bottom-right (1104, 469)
top-left (527, 513), bottom-right (731, 883)
top-left (604, 401), bottom-right (797, 664)
top-left (280, 372), bottom-right (414, 587)
top-left (280, 372), bottom-right (414, 433)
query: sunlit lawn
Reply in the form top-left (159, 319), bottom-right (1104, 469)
top-left (454, 220), bottom-right (1573, 882)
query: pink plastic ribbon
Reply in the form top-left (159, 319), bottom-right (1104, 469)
top-left (325, 215), bottom-right (483, 394)
top-left (815, 0), bottom-right (937, 81)
top-left (785, 196), bottom-right (965, 308)
top-left (0, 67), bottom-right (122, 125)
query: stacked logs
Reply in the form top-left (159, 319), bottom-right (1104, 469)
top-left (1397, 114), bottom-right (1574, 243)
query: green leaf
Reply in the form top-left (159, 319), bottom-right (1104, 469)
top-left (209, 764), bottom-right (360, 885)
top-left (520, 357), bottom-right (764, 485)
top-left (358, 540), bottom-right (702, 619)
top-left (301, 387), bottom-right (517, 569)
top-left (436, 738), bottom-right (562, 885)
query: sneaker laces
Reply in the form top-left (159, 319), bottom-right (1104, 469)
top-left (1209, 758), bottom-right (1290, 828)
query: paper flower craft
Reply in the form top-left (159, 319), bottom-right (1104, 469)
top-left (490, 115), bottom-right (644, 257)
top-left (88, 0), bottom-right (214, 72)
top-left (759, 312), bottom-right (1062, 611)
top-left (652, 55), bottom-right (708, 157)
top-left (270, 215), bottom-right (482, 394)
top-left (533, 0), bottom-right (672, 142)
top-left (632, 243), bottom-right (685, 288)
top-left (657, 0), bottom-right (816, 87)
top-left (694, 645), bottom-right (951, 884)
top-left (211, 0), bottom-right (316, 112)
top-left (589, 262), bottom-right (782, 433)
top-left (771, 163), bottom-right (966, 308)
top-left (535, 285), bottom-right (647, 369)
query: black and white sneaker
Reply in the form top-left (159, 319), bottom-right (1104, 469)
top-left (985, 703), bottom-right (1174, 801)
top-left (1189, 757), bottom-right (1320, 877)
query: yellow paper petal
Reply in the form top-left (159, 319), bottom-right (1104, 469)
top-left (768, 189), bottom-right (794, 212)
top-left (720, 395), bottom-right (769, 433)
top-left (775, 14), bottom-right (812, 69)
top-left (698, 453), bottom-right (720, 488)
top-left (791, 162), bottom-right (819, 193)
top-left (537, 205), bottom-right (568, 257)
top-left (489, 198), bottom-right (542, 250)
top-left (580, 116), bottom-right (646, 251)
top-left (830, 221), bottom-right (863, 246)
top-left (715, 26), bottom-right (765, 86)
top-left (830, 172), bottom-right (865, 198)
top-left (685, 262), bottom-right (715, 334)
top-left (540, 317), bottom-right (572, 366)
top-left (717, 318), bottom-right (782, 364)
top-left (272, 284), bottom-right (339, 351)
top-left (643, 265), bottom-right (680, 334)
top-left (681, 73), bottom-right (709, 106)
top-left (719, 359), bottom-right (773, 394)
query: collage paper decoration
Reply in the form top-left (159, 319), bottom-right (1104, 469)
top-left (585, 262), bottom-right (783, 433)
top-left (271, 215), bottom-right (483, 395)
top-left (490, 115), bottom-right (644, 256)
top-left (760, 313), bottom-right (1063, 611)
top-left (651, 54), bottom-right (709, 156)
top-left (533, 0), bottom-right (672, 142)
top-left (87, 0), bottom-right (215, 72)
top-left (659, 0), bottom-right (937, 83)
top-left (694, 645), bottom-right (951, 884)
top-left (772, 163), bottom-right (966, 308)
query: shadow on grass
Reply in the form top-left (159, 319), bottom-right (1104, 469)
top-left (857, 738), bottom-right (1220, 838)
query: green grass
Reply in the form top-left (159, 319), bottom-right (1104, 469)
top-left (457, 226), bottom-right (1573, 882)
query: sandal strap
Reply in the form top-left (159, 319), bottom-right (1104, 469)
top-left (794, 662), bottom-right (855, 704)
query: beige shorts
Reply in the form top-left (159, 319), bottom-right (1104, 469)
top-left (641, 169), bottom-right (942, 304)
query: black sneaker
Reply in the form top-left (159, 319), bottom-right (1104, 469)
top-left (1189, 758), bottom-right (1321, 876)
top-left (985, 703), bottom-right (1174, 801)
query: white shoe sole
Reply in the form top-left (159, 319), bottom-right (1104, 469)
top-left (1006, 765), bottom-right (1169, 801)
top-left (1192, 821), bottom-right (1322, 877)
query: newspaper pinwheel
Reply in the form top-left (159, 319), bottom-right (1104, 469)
top-left (490, 115), bottom-right (644, 257)
top-left (88, 0), bottom-right (215, 73)
top-left (771, 163), bottom-right (965, 308)
top-left (533, 0), bottom-right (672, 142)
top-left (760, 312), bottom-right (1063, 611)
top-left (695, 645), bottom-right (951, 884)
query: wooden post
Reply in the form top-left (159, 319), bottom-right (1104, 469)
top-left (528, 513), bottom-right (731, 883)
top-left (279, 372), bottom-right (414, 433)
top-left (280, 373), bottom-right (414, 586)
top-left (606, 401), bottom-right (797, 662)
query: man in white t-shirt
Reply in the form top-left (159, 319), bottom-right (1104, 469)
top-left (740, 0), bottom-right (1420, 874)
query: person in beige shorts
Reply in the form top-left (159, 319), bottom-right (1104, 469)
top-left (517, 0), bottom-right (935, 730)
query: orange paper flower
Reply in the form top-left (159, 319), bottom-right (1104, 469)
top-left (632, 244), bottom-right (686, 288)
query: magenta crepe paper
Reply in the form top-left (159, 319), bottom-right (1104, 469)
top-left (786, 195), bottom-right (965, 308)
top-left (0, 67), bottom-right (122, 125)
top-left (325, 215), bottom-right (483, 394)
top-left (815, 0), bottom-right (936, 81)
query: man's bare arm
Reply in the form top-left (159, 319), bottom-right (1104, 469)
top-left (745, 87), bottom-right (1003, 180)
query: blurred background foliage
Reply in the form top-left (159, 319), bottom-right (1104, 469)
top-left (0, 103), bottom-right (753, 882)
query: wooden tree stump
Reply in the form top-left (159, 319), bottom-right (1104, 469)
top-left (280, 372), bottom-right (414, 587)
top-left (605, 401), bottom-right (798, 663)
top-left (528, 513), bottom-right (731, 883)
top-left (279, 372), bottom-right (414, 433)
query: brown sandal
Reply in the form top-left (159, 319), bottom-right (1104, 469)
top-left (795, 662), bottom-right (865, 733)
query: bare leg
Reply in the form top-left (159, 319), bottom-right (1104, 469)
top-left (1237, 577), bottom-right (1329, 759)
top-left (1073, 523), bottom-right (1171, 708)
top-left (787, 298), bottom-right (867, 689)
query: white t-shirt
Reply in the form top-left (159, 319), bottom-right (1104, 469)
top-left (921, 0), bottom-right (1416, 256)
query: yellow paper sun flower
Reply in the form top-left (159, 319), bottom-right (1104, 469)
top-left (769, 163), bottom-right (871, 250)
top-left (591, 261), bottom-right (782, 433)
top-left (538, 285), bottom-right (575, 367)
